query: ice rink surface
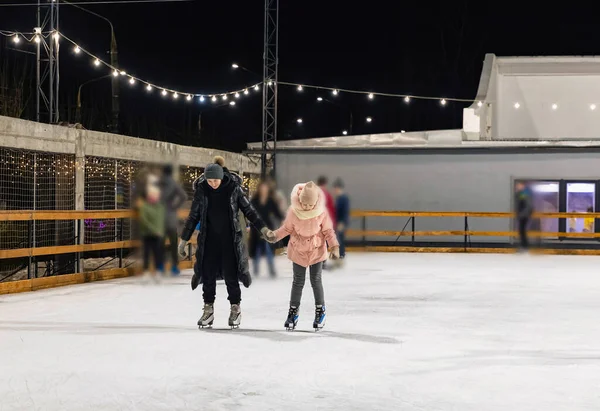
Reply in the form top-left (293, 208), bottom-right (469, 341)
top-left (2, 252), bottom-right (600, 411)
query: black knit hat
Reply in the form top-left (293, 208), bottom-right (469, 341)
top-left (333, 178), bottom-right (344, 188)
top-left (205, 156), bottom-right (225, 180)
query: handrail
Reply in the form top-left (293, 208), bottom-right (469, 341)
top-left (351, 210), bottom-right (600, 218)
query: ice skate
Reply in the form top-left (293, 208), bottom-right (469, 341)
top-left (229, 304), bottom-right (242, 329)
top-left (197, 303), bottom-right (214, 328)
top-left (313, 305), bottom-right (326, 331)
top-left (284, 306), bottom-right (299, 331)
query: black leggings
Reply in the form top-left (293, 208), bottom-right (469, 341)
top-left (164, 228), bottom-right (179, 267)
top-left (518, 218), bottom-right (529, 249)
top-left (202, 247), bottom-right (241, 305)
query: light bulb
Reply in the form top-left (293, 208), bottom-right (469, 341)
top-left (235, 93), bottom-right (240, 99)
top-left (368, 93), bottom-right (374, 100)
top-left (13, 35), bottom-right (20, 44)
top-left (514, 102), bottom-right (520, 109)
top-left (34, 36), bottom-right (40, 44)
top-left (186, 95), bottom-right (192, 101)
top-left (120, 71), bottom-right (126, 76)
top-left (74, 46), bottom-right (81, 54)
top-left (297, 85), bottom-right (303, 91)
top-left (401, 130), bottom-right (406, 133)
top-left (129, 77), bottom-right (135, 84)
top-left (222, 95), bottom-right (228, 101)
top-left (112, 70), bottom-right (119, 77)
top-left (199, 96), bottom-right (205, 102)
top-left (440, 99), bottom-right (447, 106)
top-left (591, 104), bottom-right (596, 111)
top-left (161, 89), bottom-right (168, 96)
top-left (94, 59), bottom-right (100, 66)
top-left (243, 89), bottom-right (249, 95)
top-left (146, 84), bottom-right (152, 91)
top-left (404, 96), bottom-right (410, 103)
top-left (254, 85), bottom-right (260, 91)
top-left (296, 118), bottom-right (303, 124)
top-left (173, 92), bottom-right (179, 99)
top-left (552, 103), bottom-right (558, 110)
top-left (267, 80), bottom-right (273, 86)
top-left (332, 89), bottom-right (338, 96)
top-left (211, 96), bottom-right (217, 102)
top-left (477, 101), bottom-right (483, 107)
top-left (232, 63), bottom-right (239, 69)
top-left (366, 117), bottom-right (373, 123)
top-left (230, 101), bottom-right (236, 106)
top-left (342, 130), bottom-right (348, 135)
top-left (317, 97), bottom-right (323, 102)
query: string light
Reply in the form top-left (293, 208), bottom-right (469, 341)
top-left (368, 93), bottom-right (374, 100)
top-left (146, 84), bottom-right (152, 91)
top-left (222, 95), bottom-right (228, 101)
top-left (211, 96), bottom-right (217, 102)
top-left (232, 63), bottom-right (239, 69)
top-left (229, 101), bottom-right (236, 106)
top-left (94, 59), bottom-right (100, 67)
top-left (591, 104), bottom-right (596, 111)
top-left (199, 95), bottom-right (205, 102)
top-left (161, 89), bottom-right (168, 97)
top-left (514, 102), bottom-right (521, 109)
top-left (244, 89), bottom-right (249, 95)
top-left (235, 92), bottom-right (240, 99)
top-left (120, 71), bottom-right (126, 76)
top-left (551, 103), bottom-right (558, 110)
top-left (404, 96), bottom-right (410, 103)
top-left (186, 94), bottom-right (192, 101)
top-left (440, 99), bottom-right (447, 106)
top-left (296, 118), bottom-right (303, 124)
top-left (74, 46), bottom-right (81, 54)
top-left (254, 85), bottom-right (260, 91)
top-left (129, 77), bottom-right (135, 85)
top-left (112, 70), bottom-right (119, 77)
top-left (317, 97), bottom-right (323, 102)
top-left (477, 101), bottom-right (483, 107)
top-left (342, 130), bottom-right (348, 135)
top-left (173, 92), bottom-right (179, 99)
top-left (366, 117), bottom-right (373, 123)
top-left (297, 85), bottom-right (303, 91)
top-left (332, 89), bottom-right (338, 96)
top-left (34, 35), bottom-right (40, 43)
top-left (12, 34), bottom-right (19, 43)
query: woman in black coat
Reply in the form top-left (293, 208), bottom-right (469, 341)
top-left (248, 181), bottom-right (284, 277)
top-left (178, 156), bottom-right (268, 329)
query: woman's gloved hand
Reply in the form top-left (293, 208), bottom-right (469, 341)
top-left (178, 239), bottom-right (188, 258)
top-left (261, 227), bottom-right (277, 243)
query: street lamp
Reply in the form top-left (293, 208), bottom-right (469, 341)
top-left (76, 74), bottom-right (111, 124)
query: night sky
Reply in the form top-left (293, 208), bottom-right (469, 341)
top-left (1, 1), bottom-right (598, 152)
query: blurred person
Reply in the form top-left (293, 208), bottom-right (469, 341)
top-left (139, 175), bottom-right (165, 282)
top-left (178, 156), bottom-right (269, 329)
top-left (249, 181), bottom-right (284, 277)
top-left (584, 207), bottom-right (594, 233)
top-left (317, 176), bottom-right (336, 269)
top-left (333, 178), bottom-right (350, 261)
top-left (263, 181), bottom-right (340, 331)
top-left (160, 164), bottom-right (188, 276)
top-left (515, 182), bottom-right (533, 251)
top-left (266, 174), bottom-right (288, 251)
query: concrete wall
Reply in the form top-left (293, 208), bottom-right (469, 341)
top-left (0, 115), bottom-right (259, 174)
top-left (276, 150), bottom-right (600, 244)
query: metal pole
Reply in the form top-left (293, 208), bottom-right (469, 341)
top-left (27, 220), bottom-right (32, 279)
top-left (411, 216), bottom-right (415, 245)
top-left (111, 29), bottom-right (119, 133)
top-left (33, 153), bottom-right (36, 251)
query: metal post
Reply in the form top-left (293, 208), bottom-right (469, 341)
top-left (411, 216), bottom-right (415, 245)
top-left (464, 216), bottom-right (468, 251)
top-left (261, 0), bottom-right (279, 177)
top-left (76, 218), bottom-right (81, 273)
top-left (361, 216), bottom-right (366, 246)
top-left (119, 218), bottom-right (123, 268)
top-left (111, 30), bottom-right (119, 133)
top-left (27, 220), bottom-right (32, 279)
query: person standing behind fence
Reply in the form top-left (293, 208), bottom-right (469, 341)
top-left (140, 177), bottom-right (165, 282)
top-left (160, 164), bottom-right (188, 276)
top-left (515, 182), bottom-right (533, 251)
top-left (333, 178), bottom-right (350, 262)
top-left (249, 181), bottom-right (284, 277)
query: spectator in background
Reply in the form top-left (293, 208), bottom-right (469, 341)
top-left (515, 182), bottom-right (533, 251)
top-left (249, 181), bottom-right (284, 277)
top-left (267, 173), bottom-right (288, 250)
top-left (318, 176), bottom-right (336, 268)
top-left (160, 165), bottom-right (188, 276)
top-left (139, 176), bottom-right (165, 282)
top-left (584, 207), bottom-right (595, 233)
top-left (333, 178), bottom-right (350, 261)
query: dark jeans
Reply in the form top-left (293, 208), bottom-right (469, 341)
top-left (164, 228), bottom-right (179, 268)
top-left (202, 247), bottom-right (241, 305)
top-left (518, 218), bottom-right (529, 249)
top-left (254, 239), bottom-right (275, 276)
top-left (337, 230), bottom-right (346, 258)
top-left (143, 236), bottom-right (163, 271)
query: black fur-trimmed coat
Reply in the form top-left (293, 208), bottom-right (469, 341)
top-left (180, 169), bottom-right (265, 290)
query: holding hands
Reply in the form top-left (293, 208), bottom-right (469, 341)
top-left (261, 227), bottom-right (277, 243)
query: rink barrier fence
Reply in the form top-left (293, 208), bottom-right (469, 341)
top-left (2, 208), bottom-right (600, 294)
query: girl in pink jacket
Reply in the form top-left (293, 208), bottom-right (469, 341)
top-left (265, 181), bottom-right (340, 330)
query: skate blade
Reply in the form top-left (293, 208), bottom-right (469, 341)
top-left (199, 324), bottom-right (213, 329)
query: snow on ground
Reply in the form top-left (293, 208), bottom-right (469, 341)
top-left (1, 253), bottom-right (600, 411)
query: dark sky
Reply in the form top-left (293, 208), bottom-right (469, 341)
top-left (1, 1), bottom-right (598, 152)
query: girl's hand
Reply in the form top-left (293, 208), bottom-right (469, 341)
top-left (329, 246), bottom-right (340, 260)
top-left (261, 227), bottom-right (277, 243)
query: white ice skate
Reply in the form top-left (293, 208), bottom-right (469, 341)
top-left (229, 304), bottom-right (242, 329)
top-left (198, 303), bottom-right (214, 328)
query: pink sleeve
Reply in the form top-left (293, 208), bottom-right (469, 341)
top-left (321, 213), bottom-right (339, 248)
top-left (274, 210), bottom-right (294, 241)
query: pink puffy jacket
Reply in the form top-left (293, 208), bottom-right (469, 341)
top-left (274, 183), bottom-right (339, 268)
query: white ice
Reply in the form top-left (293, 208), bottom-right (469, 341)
top-left (1, 253), bottom-right (600, 411)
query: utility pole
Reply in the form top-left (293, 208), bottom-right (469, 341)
top-left (35, 0), bottom-right (60, 124)
top-left (261, 0), bottom-right (279, 178)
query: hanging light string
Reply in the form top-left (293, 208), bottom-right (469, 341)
top-left (278, 81), bottom-right (478, 104)
top-left (2, 29), bottom-right (483, 106)
top-left (1, 30), bottom-right (262, 101)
